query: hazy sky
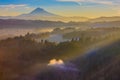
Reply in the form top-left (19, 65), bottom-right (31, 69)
top-left (0, 0), bottom-right (120, 18)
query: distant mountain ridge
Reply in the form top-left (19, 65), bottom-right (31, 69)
top-left (30, 8), bottom-right (58, 16)
top-left (89, 16), bottom-right (120, 22)
top-left (0, 8), bottom-right (89, 22)
top-left (0, 19), bottom-right (120, 29)
top-left (19, 8), bottom-right (58, 17)
top-left (30, 8), bottom-right (47, 14)
top-left (0, 8), bottom-right (120, 22)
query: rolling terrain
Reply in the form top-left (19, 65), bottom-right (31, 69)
top-left (0, 28), bottom-right (120, 80)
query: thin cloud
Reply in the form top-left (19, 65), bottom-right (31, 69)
top-left (0, 4), bottom-right (27, 9)
top-left (0, 4), bottom-right (32, 16)
top-left (57, 0), bottom-right (119, 5)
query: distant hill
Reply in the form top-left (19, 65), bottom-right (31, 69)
top-left (0, 19), bottom-right (67, 29)
top-left (0, 19), bottom-right (120, 29)
top-left (89, 16), bottom-right (120, 22)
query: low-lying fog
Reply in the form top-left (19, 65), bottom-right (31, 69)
top-left (34, 33), bottom-right (71, 43)
top-left (0, 28), bottom-right (53, 40)
top-left (0, 27), bottom-right (71, 43)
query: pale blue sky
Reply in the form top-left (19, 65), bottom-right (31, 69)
top-left (0, 0), bottom-right (120, 17)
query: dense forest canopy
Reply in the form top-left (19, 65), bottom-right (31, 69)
top-left (0, 28), bottom-right (120, 80)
